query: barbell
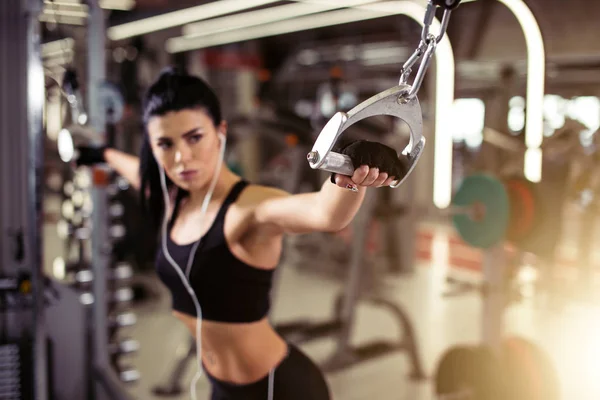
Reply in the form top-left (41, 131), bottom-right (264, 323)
top-left (448, 174), bottom-right (545, 250)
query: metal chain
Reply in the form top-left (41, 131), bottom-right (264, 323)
top-left (398, 0), bottom-right (459, 102)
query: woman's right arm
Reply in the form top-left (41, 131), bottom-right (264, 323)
top-left (103, 148), bottom-right (141, 190)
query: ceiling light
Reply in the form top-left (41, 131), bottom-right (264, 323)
top-left (183, 0), bottom-right (379, 38)
top-left (167, 4), bottom-right (394, 53)
top-left (107, 0), bottom-right (280, 41)
top-left (495, 0), bottom-right (545, 182)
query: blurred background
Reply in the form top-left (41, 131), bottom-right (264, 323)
top-left (2, 0), bottom-right (600, 399)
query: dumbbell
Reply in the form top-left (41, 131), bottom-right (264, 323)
top-left (81, 193), bottom-right (93, 218)
top-left (108, 338), bottom-right (140, 356)
top-left (63, 180), bottom-right (75, 197)
top-left (71, 193), bottom-right (115, 220)
top-left (71, 190), bottom-right (85, 208)
top-left (79, 292), bottom-right (94, 306)
top-left (53, 257), bottom-right (90, 281)
top-left (109, 225), bottom-right (128, 262)
top-left (75, 262), bottom-right (133, 281)
top-left (74, 262), bottom-right (134, 288)
top-left (108, 312), bottom-right (137, 329)
top-left (112, 287), bottom-right (134, 305)
top-left (72, 212), bottom-right (86, 228)
top-left (112, 263), bottom-right (133, 280)
top-left (109, 224), bottom-right (127, 240)
top-left (57, 219), bottom-right (89, 240)
top-left (118, 366), bottom-right (140, 383)
top-left (60, 223), bottom-right (124, 242)
top-left (108, 312), bottom-right (137, 341)
top-left (61, 198), bottom-right (88, 222)
top-left (107, 177), bottom-right (129, 196)
top-left (61, 199), bottom-right (75, 221)
top-left (46, 170), bottom-right (64, 193)
top-left (73, 170), bottom-right (92, 189)
top-left (108, 202), bottom-right (125, 218)
top-left (112, 287), bottom-right (134, 304)
top-left (74, 270), bottom-right (93, 286)
top-left (56, 219), bottom-right (74, 239)
top-left (79, 287), bottom-right (134, 306)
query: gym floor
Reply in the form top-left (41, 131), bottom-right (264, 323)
top-left (44, 197), bottom-right (600, 400)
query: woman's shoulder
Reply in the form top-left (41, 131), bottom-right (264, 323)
top-left (227, 183), bottom-right (291, 236)
top-left (238, 182), bottom-right (289, 206)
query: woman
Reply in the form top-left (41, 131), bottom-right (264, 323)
top-left (77, 68), bottom-right (406, 399)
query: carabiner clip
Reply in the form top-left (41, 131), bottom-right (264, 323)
top-left (422, 0), bottom-right (454, 45)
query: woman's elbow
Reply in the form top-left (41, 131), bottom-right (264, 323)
top-left (321, 215), bottom-right (353, 233)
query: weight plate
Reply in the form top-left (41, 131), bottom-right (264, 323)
top-left (470, 345), bottom-right (505, 400)
top-left (505, 179), bottom-right (536, 243)
top-left (452, 174), bottom-right (510, 248)
top-left (435, 345), bottom-right (477, 398)
top-left (506, 178), bottom-right (552, 256)
top-left (503, 336), bottom-right (560, 400)
top-left (435, 345), bottom-right (502, 400)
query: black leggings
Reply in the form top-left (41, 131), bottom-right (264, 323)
top-left (206, 343), bottom-right (331, 400)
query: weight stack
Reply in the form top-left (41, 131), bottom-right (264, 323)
top-left (106, 173), bottom-right (140, 383)
top-left (0, 343), bottom-right (27, 400)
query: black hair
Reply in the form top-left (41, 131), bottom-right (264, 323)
top-left (138, 67), bottom-right (222, 233)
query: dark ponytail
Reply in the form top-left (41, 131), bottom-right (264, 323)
top-left (138, 67), bottom-right (222, 234)
top-left (138, 136), bottom-right (182, 233)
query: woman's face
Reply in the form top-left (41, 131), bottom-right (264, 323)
top-left (147, 108), bottom-right (226, 191)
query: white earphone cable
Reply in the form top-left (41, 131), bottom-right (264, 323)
top-left (158, 133), bottom-right (226, 400)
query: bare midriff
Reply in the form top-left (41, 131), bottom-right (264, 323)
top-left (172, 310), bottom-right (288, 385)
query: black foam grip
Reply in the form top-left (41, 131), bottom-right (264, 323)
top-left (76, 146), bottom-right (107, 166)
top-left (330, 140), bottom-right (409, 184)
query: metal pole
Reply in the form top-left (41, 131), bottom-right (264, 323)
top-left (24, 1), bottom-right (49, 399)
top-left (91, 177), bottom-right (112, 398)
top-left (88, 0), bottom-right (106, 134)
top-left (86, 2), bottom-right (115, 398)
top-left (0, 0), bottom-right (21, 342)
top-left (481, 245), bottom-right (506, 352)
top-left (1, 2), bottom-right (47, 398)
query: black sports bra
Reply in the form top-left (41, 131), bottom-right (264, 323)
top-left (155, 180), bottom-right (275, 323)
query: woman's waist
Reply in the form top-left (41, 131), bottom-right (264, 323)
top-left (201, 317), bottom-right (276, 346)
top-left (174, 311), bottom-right (282, 353)
top-left (179, 317), bottom-right (287, 384)
top-left (201, 337), bottom-right (288, 386)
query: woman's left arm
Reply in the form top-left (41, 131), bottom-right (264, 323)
top-left (252, 165), bottom-right (395, 234)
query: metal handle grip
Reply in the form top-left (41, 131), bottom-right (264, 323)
top-left (316, 151), bottom-right (355, 176)
top-left (307, 85), bottom-right (424, 188)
